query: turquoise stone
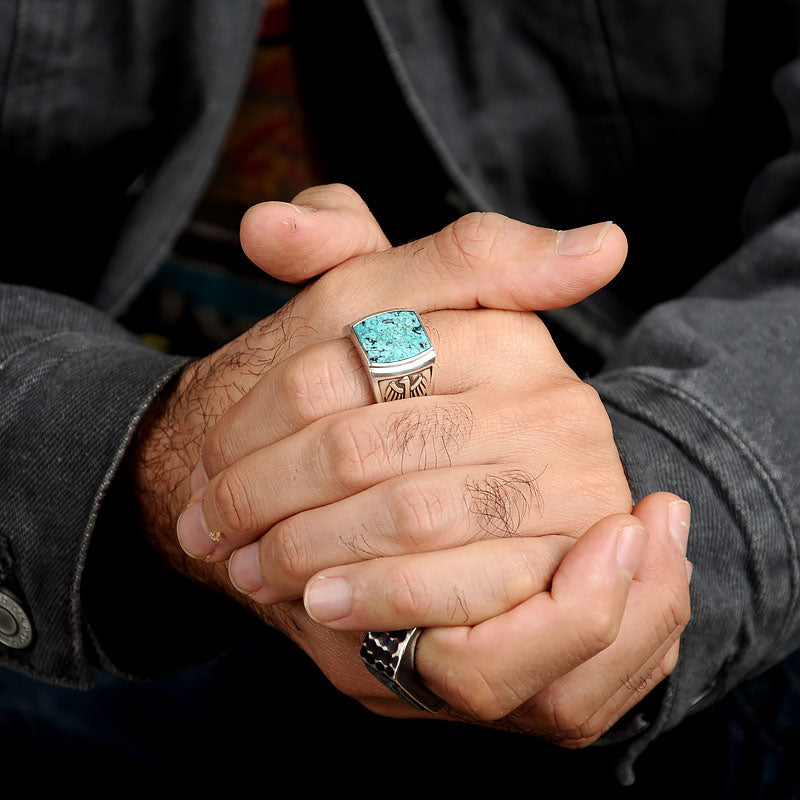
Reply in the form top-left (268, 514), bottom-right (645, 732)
top-left (353, 310), bottom-right (431, 364)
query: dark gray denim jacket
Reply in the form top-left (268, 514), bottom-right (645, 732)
top-left (1, 0), bottom-right (799, 782)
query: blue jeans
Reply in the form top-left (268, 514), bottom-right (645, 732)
top-left (1, 631), bottom-right (798, 797)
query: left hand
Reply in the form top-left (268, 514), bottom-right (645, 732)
top-left (175, 195), bottom-right (633, 603)
top-left (180, 307), bottom-right (632, 602)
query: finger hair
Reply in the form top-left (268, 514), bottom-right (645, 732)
top-left (386, 403), bottom-right (475, 472)
top-left (465, 469), bottom-right (543, 538)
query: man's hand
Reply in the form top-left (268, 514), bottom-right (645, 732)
top-left (302, 492), bottom-right (692, 746)
top-left (136, 183), bottom-right (625, 591)
top-left (129, 183), bottom-right (657, 744)
top-left (180, 305), bottom-right (631, 608)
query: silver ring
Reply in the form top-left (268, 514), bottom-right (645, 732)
top-left (345, 308), bottom-right (436, 403)
top-left (345, 309), bottom-right (444, 712)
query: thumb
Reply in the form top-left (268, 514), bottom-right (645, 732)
top-left (240, 183), bottom-right (391, 283)
top-left (313, 212), bottom-right (628, 320)
top-left (414, 213), bottom-right (628, 311)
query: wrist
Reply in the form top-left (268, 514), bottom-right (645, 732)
top-left (125, 363), bottom-right (283, 628)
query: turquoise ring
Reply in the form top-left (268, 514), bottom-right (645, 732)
top-left (345, 309), bottom-right (444, 712)
top-left (345, 309), bottom-right (436, 404)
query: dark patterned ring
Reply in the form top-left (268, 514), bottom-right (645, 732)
top-left (360, 627), bottom-right (444, 712)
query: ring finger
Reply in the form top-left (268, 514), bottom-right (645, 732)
top-left (200, 308), bottom-right (564, 479)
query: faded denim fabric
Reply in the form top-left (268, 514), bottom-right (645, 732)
top-left (0, 0), bottom-right (264, 688)
top-left (0, 0), bottom-right (799, 788)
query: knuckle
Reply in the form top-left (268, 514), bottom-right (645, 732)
top-left (269, 519), bottom-right (309, 581)
top-left (537, 695), bottom-right (605, 747)
top-left (322, 417), bottom-right (389, 492)
top-left (202, 423), bottom-right (238, 475)
top-left (465, 470), bottom-right (538, 538)
top-left (580, 603), bottom-right (621, 656)
top-left (658, 645), bottom-right (681, 680)
top-left (460, 667), bottom-right (522, 722)
top-left (651, 657), bottom-right (676, 685)
top-left (526, 380), bottom-right (609, 445)
top-left (303, 272), bottom-right (355, 331)
top-left (319, 182), bottom-right (363, 205)
top-left (279, 348), bottom-right (336, 427)
top-left (386, 566), bottom-right (433, 620)
top-left (303, 271), bottom-right (336, 313)
top-left (495, 310), bottom-right (547, 358)
top-left (212, 469), bottom-right (256, 536)
top-left (663, 581), bottom-right (692, 634)
top-left (389, 478), bottom-right (452, 550)
top-left (500, 549), bottom-right (548, 605)
top-left (439, 212), bottom-right (511, 272)
top-left (560, 379), bottom-right (607, 424)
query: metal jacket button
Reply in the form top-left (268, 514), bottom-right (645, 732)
top-left (0, 591), bottom-right (33, 649)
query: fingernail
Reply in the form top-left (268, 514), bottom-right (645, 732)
top-left (616, 524), bottom-right (648, 579)
top-left (555, 221), bottom-right (613, 256)
top-left (176, 501), bottom-right (215, 559)
top-left (668, 500), bottom-right (691, 556)
top-left (190, 462), bottom-right (209, 494)
top-left (304, 576), bottom-right (352, 623)
top-left (686, 560), bottom-right (694, 584)
top-left (291, 204), bottom-right (317, 214)
top-left (228, 542), bottom-right (263, 594)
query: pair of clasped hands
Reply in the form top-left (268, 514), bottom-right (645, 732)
top-left (136, 184), bottom-right (691, 747)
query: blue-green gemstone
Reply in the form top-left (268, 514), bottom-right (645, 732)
top-left (353, 310), bottom-right (431, 365)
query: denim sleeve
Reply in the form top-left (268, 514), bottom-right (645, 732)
top-left (0, 285), bottom-right (247, 687)
top-left (592, 56), bottom-right (800, 785)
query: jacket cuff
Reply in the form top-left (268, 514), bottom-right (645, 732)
top-left (0, 327), bottom-right (242, 687)
top-left (590, 369), bottom-right (797, 783)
